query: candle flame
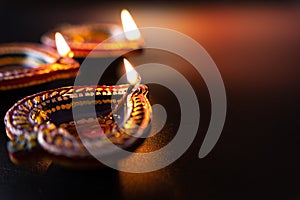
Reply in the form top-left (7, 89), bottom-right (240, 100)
top-left (124, 58), bottom-right (139, 84)
top-left (55, 32), bottom-right (74, 58)
top-left (121, 9), bottom-right (141, 40)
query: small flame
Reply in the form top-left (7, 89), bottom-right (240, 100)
top-left (121, 9), bottom-right (141, 40)
top-left (124, 58), bottom-right (139, 84)
top-left (55, 32), bottom-right (74, 58)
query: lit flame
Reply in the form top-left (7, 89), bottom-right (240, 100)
top-left (55, 32), bottom-right (74, 58)
top-left (124, 58), bottom-right (139, 84)
top-left (121, 9), bottom-right (141, 40)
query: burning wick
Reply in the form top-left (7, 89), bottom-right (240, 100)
top-left (121, 9), bottom-right (141, 41)
top-left (124, 58), bottom-right (141, 88)
top-left (122, 58), bottom-right (141, 108)
top-left (55, 32), bottom-right (74, 64)
top-left (108, 59), bottom-right (141, 125)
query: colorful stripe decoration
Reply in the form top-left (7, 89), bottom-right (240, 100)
top-left (0, 43), bottom-right (79, 90)
top-left (4, 84), bottom-right (151, 168)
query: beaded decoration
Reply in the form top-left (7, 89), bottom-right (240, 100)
top-left (4, 85), bottom-right (151, 168)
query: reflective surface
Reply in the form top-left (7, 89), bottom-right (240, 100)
top-left (0, 1), bottom-right (300, 199)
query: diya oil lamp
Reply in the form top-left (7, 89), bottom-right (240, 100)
top-left (41, 9), bottom-right (143, 59)
top-left (0, 33), bottom-right (79, 91)
top-left (4, 59), bottom-right (151, 169)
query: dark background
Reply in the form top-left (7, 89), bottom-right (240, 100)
top-left (0, 1), bottom-right (300, 200)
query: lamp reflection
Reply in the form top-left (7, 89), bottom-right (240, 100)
top-left (119, 168), bottom-right (183, 199)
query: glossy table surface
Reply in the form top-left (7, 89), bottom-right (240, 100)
top-left (0, 1), bottom-right (300, 199)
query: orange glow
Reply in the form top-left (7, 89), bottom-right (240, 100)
top-left (121, 9), bottom-right (141, 40)
top-left (55, 32), bottom-right (74, 58)
top-left (124, 58), bottom-right (139, 84)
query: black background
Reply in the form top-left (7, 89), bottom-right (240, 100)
top-left (0, 1), bottom-right (300, 200)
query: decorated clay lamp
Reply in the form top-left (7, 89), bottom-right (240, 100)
top-left (41, 9), bottom-right (143, 59)
top-left (4, 59), bottom-right (151, 168)
top-left (0, 33), bottom-right (79, 91)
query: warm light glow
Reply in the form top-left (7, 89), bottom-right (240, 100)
top-left (55, 32), bottom-right (73, 58)
top-left (124, 58), bottom-right (139, 84)
top-left (121, 9), bottom-right (141, 40)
